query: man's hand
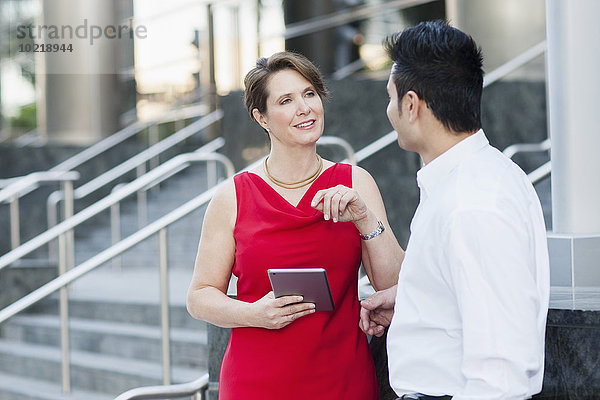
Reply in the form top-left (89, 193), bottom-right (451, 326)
top-left (360, 285), bottom-right (397, 337)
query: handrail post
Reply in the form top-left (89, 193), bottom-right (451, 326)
top-left (207, 160), bottom-right (217, 188)
top-left (149, 124), bottom-right (160, 181)
top-left (111, 201), bottom-right (122, 271)
top-left (159, 228), bottom-right (171, 385)
top-left (137, 164), bottom-right (148, 228)
top-left (62, 180), bottom-right (75, 272)
top-left (59, 178), bottom-right (74, 394)
top-left (10, 195), bottom-right (20, 250)
top-left (58, 232), bottom-right (71, 394)
top-left (47, 193), bottom-right (60, 262)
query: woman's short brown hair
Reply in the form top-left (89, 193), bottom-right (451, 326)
top-left (243, 51), bottom-right (329, 123)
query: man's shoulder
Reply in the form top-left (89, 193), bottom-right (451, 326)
top-left (449, 146), bottom-right (533, 211)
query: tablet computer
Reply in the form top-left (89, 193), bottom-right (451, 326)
top-left (268, 268), bottom-right (334, 311)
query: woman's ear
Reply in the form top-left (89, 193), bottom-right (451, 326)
top-left (252, 108), bottom-right (268, 131)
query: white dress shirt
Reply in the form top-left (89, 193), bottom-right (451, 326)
top-left (387, 130), bottom-right (550, 399)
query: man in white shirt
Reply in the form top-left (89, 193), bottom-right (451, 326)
top-left (359, 21), bottom-right (550, 400)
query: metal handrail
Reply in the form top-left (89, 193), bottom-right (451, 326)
top-left (46, 111), bottom-right (224, 235)
top-left (0, 178), bottom-right (18, 188)
top-left (0, 171), bottom-right (79, 204)
top-left (0, 151), bottom-right (235, 271)
top-left (50, 103), bottom-right (210, 173)
top-left (502, 138), bottom-right (551, 186)
top-left (332, 58), bottom-right (366, 80)
top-left (528, 161), bottom-right (551, 185)
top-left (483, 41), bottom-right (547, 87)
top-left (0, 152), bottom-right (234, 394)
top-left (74, 110), bottom-right (221, 199)
top-left (114, 373), bottom-right (209, 400)
top-left (354, 130), bottom-right (398, 162)
top-left (1, 106), bottom-right (217, 252)
top-left (108, 140), bottom-right (225, 270)
top-left (318, 136), bottom-right (357, 165)
top-left (261, 0), bottom-right (436, 41)
top-left (0, 179), bottom-right (17, 189)
top-left (503, 138), bottom-right (551, 159)
top-left (0, 158), bottom-right (242, 393)
top-left (2, 103), bottom-right (210, 205)
top-left (0, 171), bottom-right (79, 250)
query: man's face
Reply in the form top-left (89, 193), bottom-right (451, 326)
top-left (386, 73), bottom-right (412, 151)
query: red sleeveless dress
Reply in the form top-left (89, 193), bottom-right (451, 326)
top-left (218, 163), bottom-right (378, 400)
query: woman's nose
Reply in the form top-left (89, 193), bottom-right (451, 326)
top-left (297, 99), bottom-right (310, 115)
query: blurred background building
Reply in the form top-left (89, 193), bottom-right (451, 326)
top-left (2, 0), bottom-right (546, 145)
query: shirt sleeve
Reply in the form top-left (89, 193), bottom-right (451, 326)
top-left (443, 208), bottom-right (544, 400)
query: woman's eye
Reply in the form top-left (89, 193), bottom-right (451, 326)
top-left (305, 91), bottom-right (315, 97)
top-left (280, 98), bottom-right (291, 105)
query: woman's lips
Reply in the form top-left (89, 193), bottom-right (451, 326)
top-left (294, 119), bottom-right (316, 129)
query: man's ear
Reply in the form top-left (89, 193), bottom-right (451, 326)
top-left (404, 90), bottom-right (421, 123)
top-left (252, 108), bottom-right (268, 131)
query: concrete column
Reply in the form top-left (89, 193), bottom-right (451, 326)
top-left (37, 0), bottom-right (125, 144)
top-left (445, 0), bottom-right (545, 74)
top-left (546, 0), bottom-right (600, 286)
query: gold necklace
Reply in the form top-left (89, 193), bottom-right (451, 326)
top-left (264, 155), bottom-right (323, 189)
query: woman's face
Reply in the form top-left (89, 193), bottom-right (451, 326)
top-left (254, 69), bottom-right (324, 148)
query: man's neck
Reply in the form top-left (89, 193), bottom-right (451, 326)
top-left (420, 129), bottom-right (476, 165)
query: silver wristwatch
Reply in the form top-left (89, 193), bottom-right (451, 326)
top-left (359, 220), bottom-right (385, 240)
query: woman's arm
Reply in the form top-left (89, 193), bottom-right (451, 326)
top-left (352, 166), bottom-right (404, 290)
top-left (310, 166), bottom-right (404, 290)
top-left (186, 179), bottom-right (315, 329)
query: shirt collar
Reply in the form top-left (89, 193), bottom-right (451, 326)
top-left (416, 129), bottom-right (489, 195)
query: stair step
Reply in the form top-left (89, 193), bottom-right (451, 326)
top-left (0, 371), bottom-right (112, 400)
top-left (0, 340), bottom-right (205, 395)
top-left (2, 314), bottom-right (207, 368)
top-left (30, 297), bottom-right (205, 330)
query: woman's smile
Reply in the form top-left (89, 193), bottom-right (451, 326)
top-left (294, 119), bottom-right (316, 129)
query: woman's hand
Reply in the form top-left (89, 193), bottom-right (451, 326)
top-left (311, 185), bottom-right (368, 223)
top-left (250, 291), bottom-right (316, 329)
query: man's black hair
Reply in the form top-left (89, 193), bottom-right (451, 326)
top-left (384, 20), bottom-right (484, 133)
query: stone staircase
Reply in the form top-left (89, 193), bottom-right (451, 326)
top-left (0, 162), bottom-right (220, 399)
top-left (0, 298), bottom-right (207, 400)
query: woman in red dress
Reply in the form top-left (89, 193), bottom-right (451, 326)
top-left (187, 51), bottom-right (404, 399)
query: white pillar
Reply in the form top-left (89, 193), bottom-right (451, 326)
top-left (546, 0), bottom-right (600, 286)
top-left (38, 0), bottom-right (122, 144)
top-left (445, 0), bottom-right (545, 73)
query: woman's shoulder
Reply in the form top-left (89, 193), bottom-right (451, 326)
top-left (209, 178), bottom-right (237, 213)
top-left (350, 164), bottom-right (379, 192)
